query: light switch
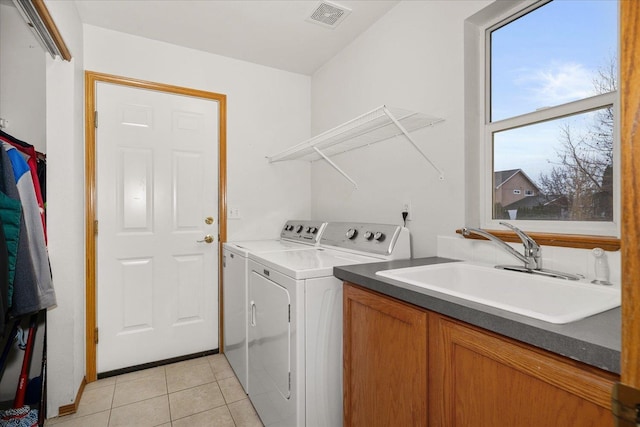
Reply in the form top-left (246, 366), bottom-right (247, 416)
top-left (228, 207), bottom-right (241, 219)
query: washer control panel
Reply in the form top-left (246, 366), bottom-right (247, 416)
top-left (280, 220), bottom-right (326, 243)
top-left (321, 222), bottom-right (405, 256)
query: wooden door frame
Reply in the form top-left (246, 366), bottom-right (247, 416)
top-left (84, 71), bottom-right (227, 382)
top-left (621, 1), bottom-right (640, 387)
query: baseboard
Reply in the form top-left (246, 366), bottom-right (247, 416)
top-left (57, 377), bottom-right (86, 417)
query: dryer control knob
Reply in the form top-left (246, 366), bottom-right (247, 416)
top-left (374, 232), bottom-right (385, 241)
top-left (363, 231), bottom-right (374, 240)
top-left (295, 225), bottom-right (304, 233)
top-left (346, 228), bottom-right (358, 240)
top-left (309, 227), bottom-right (318, 234)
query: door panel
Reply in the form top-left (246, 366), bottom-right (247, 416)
top-left (120, 148), bottom-right (153, 230)
top-left (96, 82), bottom-right (219, 373)
top-left (174, 152), bottom-right (204, 229)
top-left (174, 254), bottom-right (205, 323)
top-left (119, 257), bottom-right (153, 333)
top-left (343, 283), bottom-right (427, 427)
top-left (249, 271), bottom-right (291, 398)
top-left (249, 270), bottom-right (292, 425)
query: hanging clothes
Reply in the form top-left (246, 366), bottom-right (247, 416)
top-left (0, 191), bottom-right (23, 307)
top-left (0, 143), bottom-right (55, 316)
top-left (36, 153), bottom-right (46, 206)
top-left (0, 130), bottom-right (47, 243)
top-left (0, 215), bottom-right (8, 336)
top-left (0, 148), bottom-right (41, 318)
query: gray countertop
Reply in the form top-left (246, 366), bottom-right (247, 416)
top-left (334, 257), bottom-right (621, 374)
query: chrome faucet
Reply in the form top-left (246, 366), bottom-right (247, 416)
top-left (460, 222), bottom-right (579, 280)
top-left (462, 222), bottom-right (541, 270)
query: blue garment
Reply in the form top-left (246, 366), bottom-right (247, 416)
top-left (2, 143), bottom-right (55, 311)
top-left (0, 147), bottom-right (45, 316)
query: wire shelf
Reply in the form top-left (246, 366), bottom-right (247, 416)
top-left (267, 105), bottom-right (445, 187)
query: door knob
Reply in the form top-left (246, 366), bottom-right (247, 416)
top-left (197, 235), bottom-right (214, 244)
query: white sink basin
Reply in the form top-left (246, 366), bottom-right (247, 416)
top-left (375, 262), bottom-right (621, 324)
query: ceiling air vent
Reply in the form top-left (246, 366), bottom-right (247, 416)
top-left (306, 1), bottom-right (352, 29)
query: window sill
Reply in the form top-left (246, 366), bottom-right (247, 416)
top-left (455, 229), bottom-right (620, 251)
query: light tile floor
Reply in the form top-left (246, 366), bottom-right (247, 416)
top-left (45, 354), bottom-right (263, 427)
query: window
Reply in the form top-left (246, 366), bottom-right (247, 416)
top-left (482, 0), bottom-right (618, 235)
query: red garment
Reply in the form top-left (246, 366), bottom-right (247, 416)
top-left (0, 136), bottom-right (47, 243)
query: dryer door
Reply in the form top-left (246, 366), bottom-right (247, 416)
top-left (248, 269), bottom-right (291, 424)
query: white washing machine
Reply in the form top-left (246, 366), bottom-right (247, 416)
top-left (222, 220), bottom-right (326, 393)
top-left (247, 222), bottom-right (411, 426)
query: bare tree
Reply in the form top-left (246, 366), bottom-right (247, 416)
top-left (536, 58), bottom-right (616, 221)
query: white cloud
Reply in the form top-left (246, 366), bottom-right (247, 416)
top-left (516, 62), bottom-right (595, 107)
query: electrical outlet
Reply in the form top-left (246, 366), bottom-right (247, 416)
top-left (228, 207), bottom-right (241, 219)
top-left (402, 201), bottom-right (412, 221)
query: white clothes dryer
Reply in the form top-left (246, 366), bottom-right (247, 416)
top-left (222, 220), bottom-right (326, 393)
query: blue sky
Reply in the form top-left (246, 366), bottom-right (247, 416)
top-left (491, 0), bottom-right (618, 182)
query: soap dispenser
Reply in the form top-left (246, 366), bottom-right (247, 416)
top-left (591, 248), bottom-right (613, 286)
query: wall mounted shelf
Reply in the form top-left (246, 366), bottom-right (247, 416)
top-left (267, 105), bottom-right (445, 188)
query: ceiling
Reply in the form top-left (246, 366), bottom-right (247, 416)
top-left (73, 0), bottom-right (400, 75)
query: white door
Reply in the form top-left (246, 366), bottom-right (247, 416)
top-left (96, 82), bottom-right (219, 373)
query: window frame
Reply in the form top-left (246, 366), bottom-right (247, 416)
top-left (478, 0), bottom-right (620, 239)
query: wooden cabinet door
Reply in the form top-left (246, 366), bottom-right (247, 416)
top-left (343, 283), bottom-right (428, 427)
top-left (429, 312), bottom-right (618, 427)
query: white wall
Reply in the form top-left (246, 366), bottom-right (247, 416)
top-left (310, 0), bottom-right (492, 258)
top-left (83, 25), bottom-right (312, 241)
top-left (0, 2), bottom-right (46, 151)
top-left (0, 0), bottom-right (84, 415)
top-left (41, 11), bottom-right (312, 417)
top-left (43, 0), bottom-right (86, 417)
top-left (309, 0), bottom-right (621, 284)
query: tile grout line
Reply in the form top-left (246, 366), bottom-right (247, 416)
top-left (164, 366), bottom-right (172, 424)
top-left (107, 381), bottom-right (114, 427)
top-left (209, 357), bottom-right (240, 426)
top-left (47, 355), bottom-right (257, 426)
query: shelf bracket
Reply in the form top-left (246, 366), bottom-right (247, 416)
top-left (313, 147), bottom-right (359, 189)
top-left (382, 106), bottom-right (445, 180)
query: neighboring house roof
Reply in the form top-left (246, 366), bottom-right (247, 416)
top-left (494, 168), bottom-right (541, 192)
top-left (503, 194), bottom-right (567, 210)
top-left (494, 169), bottom-right (520, 188)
